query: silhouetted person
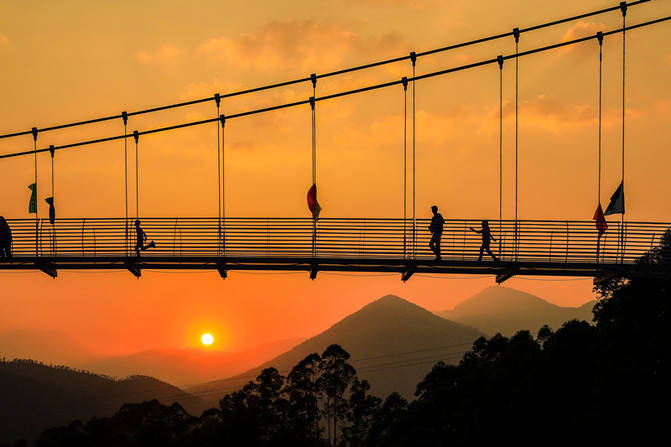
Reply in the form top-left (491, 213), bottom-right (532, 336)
top-left (470, 220), bottom-right (498, 262)
top-left (0, 216), bottom-right (11, 260)
top-left (428, 206), bottom-right (444, 260)
top-left (134, 219), bottom-right (156, 257)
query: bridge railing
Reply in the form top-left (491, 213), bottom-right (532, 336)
top-left (3, 217), bottom-right (669, 264)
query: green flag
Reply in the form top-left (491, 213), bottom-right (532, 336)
top-left (28, 183), bottom-right (37, 214)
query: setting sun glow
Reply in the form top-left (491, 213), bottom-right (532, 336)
top-left (201, 333), bottom-right (214, 346)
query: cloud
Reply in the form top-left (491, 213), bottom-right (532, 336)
top-left (344, 0), bottom-right (429, 9)
top-left (0, 34), bottom-right (8, 46)
top-left (198, 20), bottom-right (408, 73)
top-left (502, 94), bottom-right (638, 134)
top-left (562, 21), bottom-right (607, 43)
top-left (180, 79), bottom-right (247, 100)
top-left (136, 45), bottom-right (183, 63)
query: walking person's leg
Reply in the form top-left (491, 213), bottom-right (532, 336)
top-left (486, 246), bottom-right (497, 261)
top-left (429, 234), bottom-right (436, 257)
top-left (478, 245), bottom-right (484, 261)
top-left (435, 236), bottom-right (442, 260)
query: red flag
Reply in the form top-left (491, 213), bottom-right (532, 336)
top-left (307, 183), bottom-right (321, 219)
top-left (593, 203), bottom-right (607, 237)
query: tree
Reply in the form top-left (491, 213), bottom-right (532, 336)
top-left (317, 344), bottom-right (356, 447)
top-left (364, 393), bottom-right (407, 447)
top-left (285, 353), bottom-right (322, 443)
top-left (342, 379), bottom-right (380, 447)
top-left (218, 367), bottom-right (287, 445)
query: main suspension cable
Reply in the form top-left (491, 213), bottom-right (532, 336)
top-left (0, 2), bottom-right (651, 140)
top-left (2, 16), bottom-right (668, 161)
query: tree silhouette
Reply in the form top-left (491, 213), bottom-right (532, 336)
top-left (342, 378), bottom-right (380, 447)
top-left (285, 352), bottom-right (322, 443)
top-left (218, 367), bottom-right (287, 445)
top-left (317, 344), bottom-right (356, 447)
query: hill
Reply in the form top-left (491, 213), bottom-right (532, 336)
top-left (436, 286), bottom-right (595, 336)
top-left (82, 337), bottom-right (303, 387)
top-left (187, 295), bottom-right (484, 401)
top-left (0, 359), bottom-right (208, 444)
top-left (0, 329), bottom-right (93, 365)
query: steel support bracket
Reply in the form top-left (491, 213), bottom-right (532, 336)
top-left (126, 261), bottom-right (141, 278)
top-left (217, 262), bottom-right (227, 279)
top-left (593, 271), bottom-right (618, 286)
top-left (401, 263), bottom-right (416, 282)
top-left (310, 261), bottom-right (318, 280)
top-left (495, 267), bottom-right (517, 284)
top-left (36, 261), bottom-right (57, 279)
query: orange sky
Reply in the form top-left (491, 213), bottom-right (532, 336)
top-left (1, 0), bottom-right (670, 356)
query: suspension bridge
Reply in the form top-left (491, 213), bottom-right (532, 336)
top-left (1, 1), bottom-right (670, 282)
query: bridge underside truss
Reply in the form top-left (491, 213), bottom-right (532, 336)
top-left (1, 256), bottom-right (668, 284)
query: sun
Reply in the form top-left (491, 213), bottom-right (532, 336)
top-left (201, 333), bottom-right (214, 346)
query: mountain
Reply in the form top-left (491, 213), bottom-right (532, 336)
top-left (82, 337), bottom-right (303, 387)
top-left (187, 295), bottom-right (484, 402)
top-left (0, 359), bottom-right (208, 444)
top-left (436, 286), bottom-right (595, 337)
top-left (0, 329), bottom-right (93, 365)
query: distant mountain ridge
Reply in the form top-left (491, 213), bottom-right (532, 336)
top-left (187, 295), bottom-right (484, 402)
top-left (0, 359), bottom-right (207, 444)
top-left (82, 337), bottom-right (304, 387)
top-left (0, 329), bottom-right (93, 365)
top-left (436, 286), bottom-right (595, 337)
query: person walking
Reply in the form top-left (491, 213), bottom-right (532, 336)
top-left (0, 216), bottom-right (12, 259)
top-left (428, 206), bottom-right (444, 260)
top-left (134, 219), bottom-right (156, 257)
top-left (470, 220), bottom-right (498, 262)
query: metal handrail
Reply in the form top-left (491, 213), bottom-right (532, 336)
top-left (1, 217), bottom-right (668, 264)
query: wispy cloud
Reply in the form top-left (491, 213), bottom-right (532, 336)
top-left (0, 34), bottom-right (9, 46)
top-left (136, 45), bottom-right (183, 64)
top-left (198, 20), bottom-right (407, 72)
top-left (343, 0), bottom-right (436, 10)
top-left (562, 21), bottom-right (607, 43)
top-left (499, 94), bottom-right (637, 134)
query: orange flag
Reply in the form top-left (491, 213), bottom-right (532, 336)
top-left (593, 203), bottom-right (607, 237)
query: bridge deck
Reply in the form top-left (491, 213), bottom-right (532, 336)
top-left (0, 218), bottom-right (668, 280)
